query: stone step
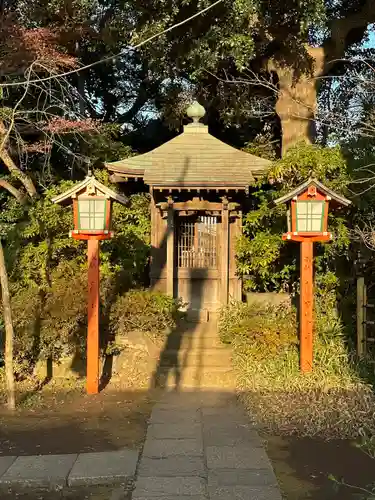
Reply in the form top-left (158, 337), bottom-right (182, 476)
top-left (165, 332), bottom-right (225, 350)
top-left (159, 348), bottom-right (232, 368)
top-left (164, 366), bottom-right (235, 389)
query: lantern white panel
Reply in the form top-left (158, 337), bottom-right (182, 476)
top-left (296, 201), bottom-right (308, 214)
top-left (296, 200), bottom-right (324, 232)
top-left (79, 217), bottom-right (90, 229)
top-left (78, 198), bottom-right (107, 230)
top-left (93, 216), bottom-right (105, 230)
top-left (311, 218), bottom-right (322, 231)
top-left (79, 200), bottom-right (90, 213)
top-left (94, 199), bottom-right (106, 214)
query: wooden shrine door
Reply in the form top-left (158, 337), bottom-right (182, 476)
top-left (175, 214), bottom-right (221, 312)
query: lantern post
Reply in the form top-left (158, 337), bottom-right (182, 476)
top-left (275, 179), bottom-right (351, 372)
top-left (52, 172), bottom-right (127, 394)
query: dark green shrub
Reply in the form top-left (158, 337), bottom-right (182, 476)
top-left (218, 300), bottom-right (298, 358)
top-left (9, 261), bottom-right (87, 377)
top-left (110, 290), bottom-right (182, 336)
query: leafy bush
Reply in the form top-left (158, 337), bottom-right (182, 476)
top-left (9, 261), bottom-right (87, 377)
top-left (218, 300), bottom-right (298, 358)
top-left (110, 290), bottom-right (182, 337)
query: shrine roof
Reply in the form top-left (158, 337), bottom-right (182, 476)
top-left (106, 103), bottom-right (271, 189)
top-left (52, 173), bottom-right (128, 205)
top-left (274, 178), bottom-right (351, 207)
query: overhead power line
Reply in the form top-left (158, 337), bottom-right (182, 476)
top-left (0, 0), bottom-right (224, 88)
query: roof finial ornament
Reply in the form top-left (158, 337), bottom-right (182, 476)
top-left (186, 101), bottom-right (205, 124)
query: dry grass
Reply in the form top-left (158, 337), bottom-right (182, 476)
top-left (234, 337), bottom-right (375, 439)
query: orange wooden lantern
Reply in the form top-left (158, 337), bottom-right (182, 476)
top-left (275, 179), bottom-right (351, 372)
top-left (52, 172), bottom-right (127, 394)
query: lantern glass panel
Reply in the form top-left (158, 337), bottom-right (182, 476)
top-left (296, 201), bottom-right (325, 232)
top-left (78, 198), bottom-right (107, 230)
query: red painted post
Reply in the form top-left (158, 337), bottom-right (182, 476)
top-left (87, 238), bottom-right (100, 394)
top-left (300, 240), bottom-right (313, 372)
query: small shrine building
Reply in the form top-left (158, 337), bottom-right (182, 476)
top-left (106, 103), bottom-right (271, 315)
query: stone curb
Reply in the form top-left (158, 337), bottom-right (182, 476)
top-left (0, 448), bottom-right (139, 488)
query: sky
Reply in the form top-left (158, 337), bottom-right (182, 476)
top-left (365, 26), bottom-right (375, 49)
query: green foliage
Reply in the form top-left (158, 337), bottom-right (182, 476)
top-left (237, 143), bottom-right (352, 293)
top-left (110, 290), bottom-right (182, 337)
top-left (8, 182), bottom-right (83, 291)
top-left (218, 301), bottom-right (298, 357)
top-left (103, 192), bottom-right (151, 284)
top-left (0, 172), bottom-right (151, 377)
top-left (9, 261), bottom-right (87, 377)
top-left (269, 142), bottom-right (350, 191)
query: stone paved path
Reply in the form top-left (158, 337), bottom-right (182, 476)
top-left (132, 320), bottom-right (282, 500)
top-left (0, 321), bottom-right (283, 499)
top-left (133, 390), bottom-right (282, 500)
top-left (0, 449), bottom-right (138, 488)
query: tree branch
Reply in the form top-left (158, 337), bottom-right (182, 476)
top-left (327, 0), bottom-right (375, 62)
top-left (0, 179), bottom-right (25, 204)
top-left (0, 120), bottom-right (37, 198)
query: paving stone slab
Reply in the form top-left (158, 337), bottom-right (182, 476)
top-left (155, 402), bottom-right (203, 413)
top-left (202, 408), bottom-right (256, 428)
top-left (157, 390), bottom-right (233, 408)
top-left (149, 407), bottom-right (202, 424)
top-left (0, 454), bottom-right (77, 487)
top-left (198, 392), bottom-right (237, 408)
top-left (206, 446), bottom-right (271, 470)
top-left (133, 476), bottom-right (206, 497)
top-left (201, 406), bottom-right (249, 419)
top-left (146, 422), bottom-right (202, 440)
top-left (0, 457), bottom-right (16, 477)
top-left (138, 455), bottom-right (206, 477)
top-left (155, 395), bottom-right (202, 411)
top-left (208, 468), bottom-right (279, 487)
top-left (171, 369), bottom-right (234, 389)
top-left (203, 425), bottom-right (263, 447)
top-left (143, 438), bottom-right (204, 458)
top-left (209, 485), bottom-right (282, 500)
top-left (133, 496), bottom-right (207, 500)
top-left (68, 449), bottom-right (138, 486)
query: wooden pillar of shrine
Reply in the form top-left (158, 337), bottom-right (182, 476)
top-left (221, 197), bottom-right (229, 305)
top-left (166, 201), bottom-right (175, 296)
top-left (230, 210), bottom-right (243, 302)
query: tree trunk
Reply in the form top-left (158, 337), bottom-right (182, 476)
top-left (271, 48), bottom-right (325, 156)
top-left (275, 72), bottom-right (318, 156)
top-left (0, 240), bottom-right (16, 410)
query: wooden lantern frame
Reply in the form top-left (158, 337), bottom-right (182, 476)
top-left (275, 179), bottom-right (351, 372)
top-left (71, 196), bottom-right (112, 239)
top-left (52, 173), bottom-right (127, 393)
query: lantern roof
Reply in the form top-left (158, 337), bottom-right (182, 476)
top-left (51, 172), bottom-right (128, 206)
top-left (105, 102), bottom-right (271, 190)
top-left (274, 178), bottom-right (351, 207)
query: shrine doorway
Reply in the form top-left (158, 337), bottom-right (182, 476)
top-left (176, 213), bottom-right (220, 312)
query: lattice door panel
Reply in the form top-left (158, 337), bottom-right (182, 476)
top-left (178, 215), bottom-right (218, 268)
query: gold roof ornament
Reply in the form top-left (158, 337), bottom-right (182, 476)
top-left (186, 101), bottom-right (206, 123)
